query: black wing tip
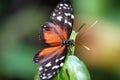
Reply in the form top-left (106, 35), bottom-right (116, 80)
top-left (33, 56), bottom-right (39, 63)
top-left (63, 0), bottom-right (67, 1)
top-left (39, 24), bottom-right (47, 45)
top-left (62, 0), bottom-right (71, 4)
top-left (33, 50), bottom-right (42, 63)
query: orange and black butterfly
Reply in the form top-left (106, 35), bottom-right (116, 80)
top-left (33, 0), bottom-right (74, 80)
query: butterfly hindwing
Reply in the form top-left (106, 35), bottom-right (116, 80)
top-left (34, 46), bottom-right (66, 63)
top-left (34, 46), bottom-right (67, 80)
top-left (50, 0), bottom-right (74, 36)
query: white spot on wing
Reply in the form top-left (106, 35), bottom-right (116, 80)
top-left (42, 76), bottom-right (47, 79)
top-left (52, 13), bottom-right (56, 16)
top-left (47, 75), bottom-right (52, 79)
top-left (64, 19), bottom-right (68, 23)
top-left (40, 75), bottom-right (42, 77)
top-left (59, 56), bottom-right (65, 60)
top-left (58, 6), bottom-right (62, 9)
top-left (55, 9), bottom-right (58, 12)
top-left (71, 14), bottom-right (74, 19)
top-left (39, 67), bottom-right (43, 71)
top-left (60, 63), bottom-right (64, 67)
top-left (47, 73), bottom-right (51, 76)
top-left (45, 62), bottom-right (52, 67)
top-left (53, 72), bottom-right (55, 75)
top-left (43, 73), bottom-right (46, 76)
top-left (35, 59), bottom-right (39, 62)
top-left (63, 6), bottom-right (67, 9)
top-left (64, 4), bottom-right (68, 7)
top-left (68, 7), bottom-right (70, 9)
top-left (44, 69), bottom-right (47, 71)
top-left (64, 20), bottom-right (72, 27)
top-left (68, 22), bottom-right (72, 27)
top-left (57, 16), bottom-right (63, 21)
top-left (55, 59), bottom-right (59, 62)
top-left (58, 12), bottom-right (61, 14)
top-left (44, 25), bottom-right (46, 28)
top-left (65, 13), bottom-right (71, 16)
top-left (52, 65), bottom-right (59, 70)
top-left (60, 4), bottom-right (63, 6)
top-left (43, 28), bottom-right (45, 30)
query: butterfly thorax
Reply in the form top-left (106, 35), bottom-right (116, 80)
top-left (61, 40), bottom-right (74, 46)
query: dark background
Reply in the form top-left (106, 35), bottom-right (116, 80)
top-left (0, 0), bottom-right (120, 80)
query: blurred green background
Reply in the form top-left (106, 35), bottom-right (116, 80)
top-left (0, 0), bottom-right (120, 80)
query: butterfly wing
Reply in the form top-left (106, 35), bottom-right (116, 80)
top-left (40, 22), bottom-right (62, 46)
top-left (40, 22), bottom-right (69, 46)
top-left (50, 0), bottom-right (74, 37)
top-left (40, 0), bottom-right (74, 46)
top-left (34, 0), bottom-right (74, 80)
top-left (34, 46), bottom-right (67, 80)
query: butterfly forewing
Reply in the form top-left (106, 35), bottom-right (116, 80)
top-left (50, 0), bottom-right (74, 36)
top-left (40, 22), bottom-right (62, 46)
top-left (40, 22), bottom-right (68, 46)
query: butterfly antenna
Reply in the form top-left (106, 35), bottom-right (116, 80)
top-left (86, 20), bottom-right (98, 31)
top-left (80, 20), bottom-right (98, 37)
top-left (76, 23), bottom-right (86, 33)
top-left (82, 45), bottom-right (90, 51)
top-left (79, 20), bottom-right (98, 51)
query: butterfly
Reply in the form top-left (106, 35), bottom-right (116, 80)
top-left (33, 0), bottom-right (74, 80)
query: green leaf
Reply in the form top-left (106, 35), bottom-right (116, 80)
top-left (34, 67), bottom-right (40, 80)
top-left (54, 56), bottom-right (91, 80)
top-left (34, 56), bottom-right (91, 80)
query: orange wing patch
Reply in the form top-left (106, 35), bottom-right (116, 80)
top-left (42, 25), bottom-right (62, 46)
top-left (34, 46), bottom-right (66, 64)
top-left (41, 23), bottom-right (68, 46)
top-left (55, 25), bottom-right (68, 40)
